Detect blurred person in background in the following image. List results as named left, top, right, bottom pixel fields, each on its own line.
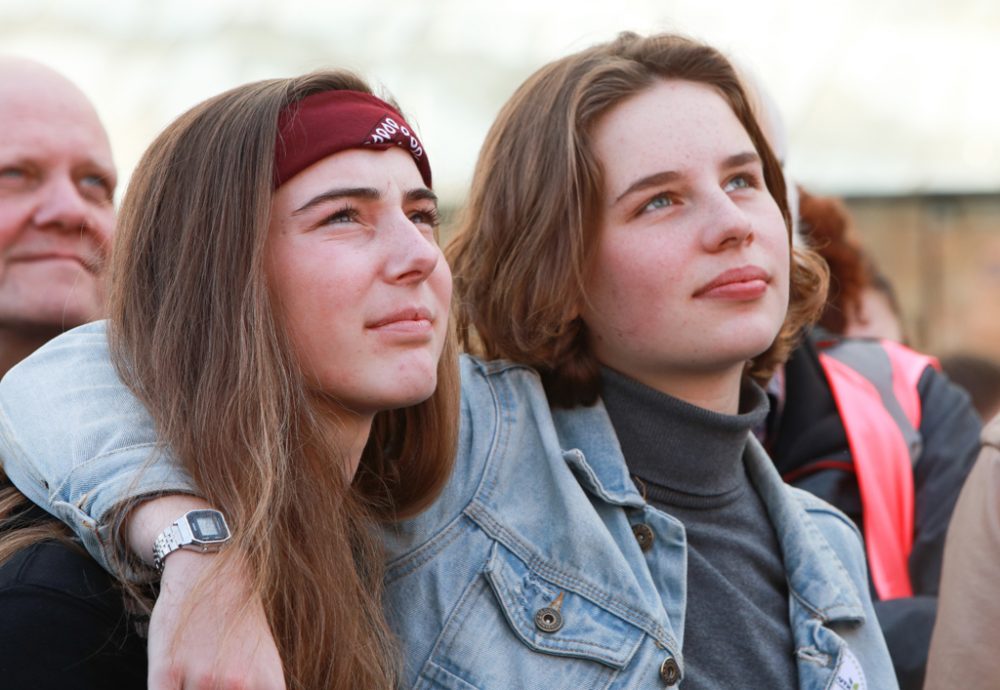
left=0, top=57, right=143, bottom=688
left=843, top=268, right=907, bottom=343
left=0, top=57, right=114, bottom=373
left=797, top=190, right=906, bottom=343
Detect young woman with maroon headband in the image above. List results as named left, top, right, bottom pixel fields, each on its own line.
left=1, top=72, right=458, bottom=689
left=1, top=33, right=898, bottom=689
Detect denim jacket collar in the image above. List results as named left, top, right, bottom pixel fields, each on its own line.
left=744, top=437, right=866, bottom=624
left=550, top=400, right=646, bottom=508
left=550, top=393, right=866, bottom=626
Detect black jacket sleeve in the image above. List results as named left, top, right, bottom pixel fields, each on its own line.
left=910, top=366, right=982, bottom=595
left=0, top=541, right=147, bottom=690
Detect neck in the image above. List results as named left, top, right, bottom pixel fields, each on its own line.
left=609, top=362, right=746, bottom=415
left=0, top=328, right=56, bottom=378
left=314, top=400, right=375, bottom=479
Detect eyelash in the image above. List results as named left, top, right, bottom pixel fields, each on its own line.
left=320, top=205, right=360, bottom=225
left=318, top=204, right=441, bottom=229
left=409, top=205, right=440, bottom=228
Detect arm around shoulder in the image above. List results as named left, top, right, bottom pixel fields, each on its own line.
left=0, top=321, right=198, bottom=574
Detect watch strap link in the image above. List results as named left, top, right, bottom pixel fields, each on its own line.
left=152, top=523, right=183, bottom=572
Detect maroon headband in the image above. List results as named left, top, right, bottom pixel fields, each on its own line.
left=274, top=90, right=432, bottom=188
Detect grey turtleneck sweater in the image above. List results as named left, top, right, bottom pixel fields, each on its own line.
left=600, top=368, right=799, bottom=690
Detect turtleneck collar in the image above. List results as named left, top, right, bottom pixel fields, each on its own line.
left=599, top=367, right=770, bottom=503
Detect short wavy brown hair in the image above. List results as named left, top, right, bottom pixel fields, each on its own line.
left=448, top=32, right=828, bottom=406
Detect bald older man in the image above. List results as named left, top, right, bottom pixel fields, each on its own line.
left=0, top=58, right=145, bottom=689
left=0, top=56, right=116, bottom=377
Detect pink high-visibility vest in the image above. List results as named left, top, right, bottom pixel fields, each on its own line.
left=816, top=339, right=938, bottom=601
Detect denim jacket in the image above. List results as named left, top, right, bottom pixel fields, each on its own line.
left=0, top=322, right=897, bottom=689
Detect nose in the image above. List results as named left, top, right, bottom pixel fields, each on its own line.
left=700, top=191, right=754, bottom=252
left=31, top=175, right=93, bottom=234
left=384, top=213, right=441, bottom=284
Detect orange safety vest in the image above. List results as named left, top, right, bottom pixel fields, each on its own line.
left=816, top=338, right=939, bottom=601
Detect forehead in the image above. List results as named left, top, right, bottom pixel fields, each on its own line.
left=273, top=147, right=427, bottom=207
left=0, top=76, right=113, bottom=169
left=593, top=80, right=753, bottom=186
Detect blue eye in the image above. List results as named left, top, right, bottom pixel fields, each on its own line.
left=724, top=174, right=755, bottom=192
left=0, top=167, right=31, bottom=192
left=79, top=174, right=114, bottom=203
left=0, top=167, right=27, bottom=182
left=642, top=194, right=673, bottom=213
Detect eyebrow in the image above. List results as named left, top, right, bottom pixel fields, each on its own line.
left=613, top=151, right=763, bottom=205
left=293, top=186, right=437, bottom=215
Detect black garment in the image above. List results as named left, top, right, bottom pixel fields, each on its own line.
left=0, top=500, right=147, bottom=689
left=768, top=333, right=982, bottom=690
left=601, top=369, right=798, bottom=690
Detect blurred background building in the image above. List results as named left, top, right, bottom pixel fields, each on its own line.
left=3, top=0, right=998, bottom=360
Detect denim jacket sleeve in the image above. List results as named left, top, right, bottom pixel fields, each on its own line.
left=0, top=321, right=197, bottom=576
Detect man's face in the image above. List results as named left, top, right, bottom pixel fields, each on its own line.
left=0, top=66, right=116, bottom=334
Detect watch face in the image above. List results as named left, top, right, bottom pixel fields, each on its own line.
left=187, top=510, right=229, bottom=542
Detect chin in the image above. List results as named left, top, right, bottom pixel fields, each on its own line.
left=5, top=300, right=102, bottom=332
left=380, top=365, right=440, bottom=411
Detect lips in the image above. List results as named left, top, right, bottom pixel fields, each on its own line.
left=365, top=306, right=434, bottom=329
left=693, top=265, right=770, bottom=298
left=8, top=252, right=100, bottom=272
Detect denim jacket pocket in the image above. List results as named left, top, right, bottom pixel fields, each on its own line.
left=415, top=542, right=645, bottom=690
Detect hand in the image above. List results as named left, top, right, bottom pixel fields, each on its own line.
left=125, top=496, right=285, bottom=689
left=147, top=549, right=286, bottom=690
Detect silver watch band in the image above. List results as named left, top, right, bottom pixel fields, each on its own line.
left=152, top=522, right=185, bottom=572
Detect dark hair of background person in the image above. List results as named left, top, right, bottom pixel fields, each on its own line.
left=940, top=354, right=1000, bottom=422
left=447, top=32, right=828, bottom=408
left=796, top=189, right=870, bottom=334
left=107, top=70, right=460, bottom=689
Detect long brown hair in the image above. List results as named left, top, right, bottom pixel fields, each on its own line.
left=449, top=32, right=827, bottom=406
left=109, top=71, right=459, bottom=689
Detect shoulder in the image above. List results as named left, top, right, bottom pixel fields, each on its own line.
left=0, top=541, right=147, bottom=689
left=459, top=353, right=545, bottom=399
left=0, top=539, right=122, bottom=613
left=385, top=356, right=549, bottom=556
left=1, top=320, right=113, bottom=394
left=458, top=354, right=550, bottom=450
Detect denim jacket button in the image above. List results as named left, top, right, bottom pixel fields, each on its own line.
left=533, top=606, right=564, bottom=633
left=632, top=523, right=655, bottom=552
left=659, top=656, right=680, bottom=686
